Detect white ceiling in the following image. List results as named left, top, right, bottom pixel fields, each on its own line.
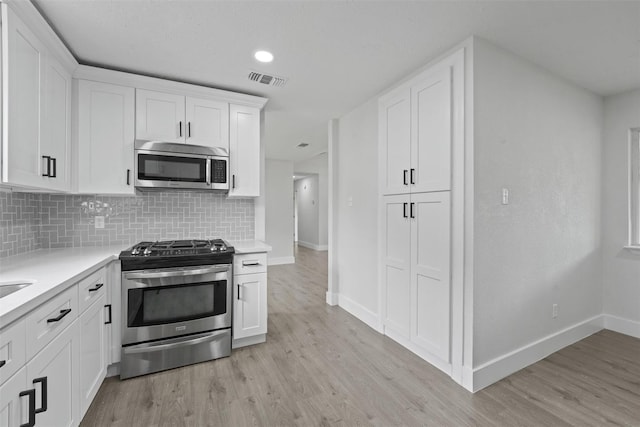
left=34, top=0, right=640, bottom=162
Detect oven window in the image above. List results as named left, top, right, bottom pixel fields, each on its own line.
left=138, top=154, right=207, bottom=183
left=128, top=281, right=227, bottom=327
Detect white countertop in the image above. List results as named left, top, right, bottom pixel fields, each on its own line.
left=0, top=246, right=123, bottom=327
left=0, top=240, right=271, bottom=328
left=230, top=240, right=272, bottom=254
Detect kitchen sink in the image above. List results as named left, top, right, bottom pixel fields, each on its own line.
left=0, top=281, right=33, bottom=298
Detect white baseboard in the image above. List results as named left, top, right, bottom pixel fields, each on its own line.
left=603, top=314, right=640, bottom=339
left=268, top=256, right=295, bottom=266
left=338, top=294, right=382, bottom=332
left=326, top=291, right=339, bottom=306
left=471, top=315, right=603, bottom=392
left=297, top=241, right=328, bottom=251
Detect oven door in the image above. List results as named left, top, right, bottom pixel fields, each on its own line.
left=121, top=265, right=231, bottom=346
left=135, top=149, right=211, bottom=190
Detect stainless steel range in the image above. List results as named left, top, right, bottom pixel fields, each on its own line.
left=119, top=239, right=234, bottom=379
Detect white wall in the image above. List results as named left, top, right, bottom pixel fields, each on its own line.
left=295, top=154, right=328, bottom=249
left=335, top=97, right=379, bottom=324
left=473, top=39, right=604, bottom=367
left=602, top=89, right=640, bottom=335
left=265, top=159, right=294, bottom=265
left=295, top=175, right=320, bottom=249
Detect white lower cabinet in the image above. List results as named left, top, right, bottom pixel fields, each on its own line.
left=233, top=273, right=267, bottom=340
left=232, top=253, right=268, bottom=346
left=0, top=367, right=27, bottom=427
left=78, top=294, right=107, bottom=418
left=26, top=321, right=79, bottom=427
left=381, top=191, right=451, bottom=366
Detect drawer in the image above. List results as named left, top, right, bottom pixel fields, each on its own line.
left=0, top=318, right=26, bottom=386
left=233, top=253, right=267, bottom=275
left=26, top=285, right=78, bottom=360
left=78, top=267, right=106, bottom=313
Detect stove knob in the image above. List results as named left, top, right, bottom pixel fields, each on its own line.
left=143, top=248, right=151, bottom=256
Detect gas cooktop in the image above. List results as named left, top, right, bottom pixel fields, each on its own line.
left=119, top=239, right=234, bottom=270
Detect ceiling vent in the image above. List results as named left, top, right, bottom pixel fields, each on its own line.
left=297, top=142, right=309, bottom=148
left=248, top=71, right=287, bottom=87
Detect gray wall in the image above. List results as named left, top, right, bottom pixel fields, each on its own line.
left=473, top=39, right=604, bottom=366
left=602, top=89, right=640, bottom=327
left=295, top=154, right=328, bottom=248
left=295, top=175, right=320, bottom=249
left=0, top=190, right=254, bottom=258
left=265, top=159, right=294, bottom=264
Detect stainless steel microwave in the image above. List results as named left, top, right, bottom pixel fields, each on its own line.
left=134, top=140, right=229, bottom=191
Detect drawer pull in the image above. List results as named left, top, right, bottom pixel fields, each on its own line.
left=46, top=309, right=72, bottom=323
left=242, top=260, right=260, bottom=266
left=105, top=304, right=112, bottom=325
left=19, top=388, right=36, bottom=427
left=33, top=377, right=49, bottom=414
left=88, top=283, right=104, bottom=292
left=33, top=377, right=47, bottom=414
left=0, top=360, right=5, bottom=368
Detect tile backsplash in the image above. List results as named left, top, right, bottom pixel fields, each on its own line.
left=0, top=190, right=254, bottom=259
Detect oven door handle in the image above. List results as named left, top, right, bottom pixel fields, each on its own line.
left=123, top=265, right=229, bottom=280
left=123, top=330, right=228, bottom=354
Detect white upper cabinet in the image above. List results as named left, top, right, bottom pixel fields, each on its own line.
left=135, top=89, right=186, bottom=143
left=185, top=97, right=229, bottom=149
left=76, top=80, right=135, bottom=195
left=1, top=3, right=74, bottom=192
left=379, top=62, right=453, bottom=195
left=136, top=89, right=229, bottom=149
left=411, top=66, right=452, bottom=193
left=379, top=88, right=411, bottom=196
left=228, top=104, right=260, bottom=197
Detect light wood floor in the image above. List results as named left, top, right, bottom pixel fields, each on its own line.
left=81, top=246, right=640, bottom=426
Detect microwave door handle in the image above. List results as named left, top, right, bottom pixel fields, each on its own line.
left=124, top=265, right=229, bottom=280
left=206, top=158, right=211, bottom=186
left=123, top=330, right=228, bottom=354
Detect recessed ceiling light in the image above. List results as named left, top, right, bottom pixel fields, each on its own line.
left=254, top=51, right=274, bottom=63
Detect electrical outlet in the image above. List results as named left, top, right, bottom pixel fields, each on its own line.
left=552, top=304, right=558, bottom=318
left=95, top=216, right=105, bottom=229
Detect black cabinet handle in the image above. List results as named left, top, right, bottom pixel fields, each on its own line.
left=232, top=174, right=236, bottom=189
left=410, top=202, right=415, bottom=219
left=403, top=169, right=408, bottom=185
left=19, top=389, right=36, bottom=427
left=50, top=157, right=57, bottom=178
left=46, top=309, right=71, bottom=323
left=126, top=169, right=131, bottom=186
left=88, top=283, right=104, bottom=292
left=0, top=360, right=5, bottom=368
left=41, top=156, right=51, bottom=177
left=403, top=202, right=408, bottom=218
left=410, top=168, right=415, bottom=185
left=237, top=284, right=241, bottom=300
left=179, top=121, right=183, bottom=137
left=105, top=304, right=112, bottom=325
left=33, top=377, right=47, bottom=414
left=188, top=122, right=191, bottom=138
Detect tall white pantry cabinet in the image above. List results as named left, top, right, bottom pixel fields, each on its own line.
left=379, top=49, right=464, bottom=374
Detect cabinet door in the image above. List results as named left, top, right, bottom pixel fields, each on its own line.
left=228, top=104, right=260, bottom=197
left=410, top=191, right=451, bottom=362
left=185, top=97, right=229, bottom=149
left=0, top=367, right=28, bottom=427
left=1, top=4, right=46, bottom=188
left=381, top=194, right=411, bottom=339
left=78, top=295, right=107, bottom=419
left=26, top=322, right=79, bottom=427
left=379, top=87, right=411, bottom=196
left=233, top=273, right=267, bottom=340
left=77, top=80, right=135, bottom=194
left=40, top=55, right=72, bottom=191
left=135, top=89, right=185, bottom=143
left=411, top=66, right=452, bottom=193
